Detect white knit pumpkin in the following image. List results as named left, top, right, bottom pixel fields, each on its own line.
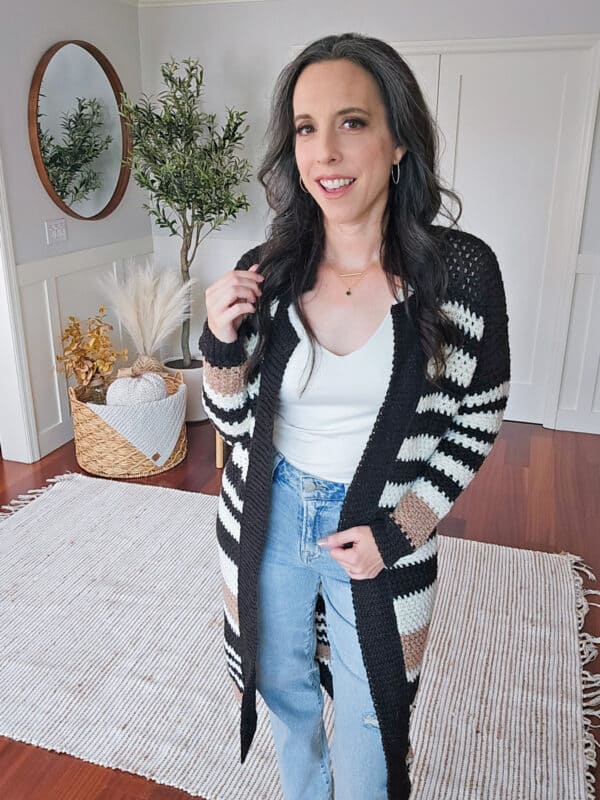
left=106, top=373, right=168, bottom=406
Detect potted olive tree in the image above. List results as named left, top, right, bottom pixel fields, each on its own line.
left=119, top=57, right=252, bottom=420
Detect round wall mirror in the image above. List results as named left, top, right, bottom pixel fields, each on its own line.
left=28, top=40, right=131, bottom=220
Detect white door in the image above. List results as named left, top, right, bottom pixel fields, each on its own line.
left=0, top=144, right=39, bottom=463
left=436, top=43, right=597, bottom=426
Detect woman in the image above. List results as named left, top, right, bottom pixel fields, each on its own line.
left=198, top=32, right=511, bottom=800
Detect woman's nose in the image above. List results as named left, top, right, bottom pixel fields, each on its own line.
left=315, top=129, right=340, bottom=163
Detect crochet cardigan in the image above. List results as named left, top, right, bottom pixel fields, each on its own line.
left=198, top=227, right=511, bottom=799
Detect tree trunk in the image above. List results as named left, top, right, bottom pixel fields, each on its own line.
left=180, top=235, right=192, bottom=369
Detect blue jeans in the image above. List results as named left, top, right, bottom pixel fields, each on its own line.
left=256, top=449, right=388, bottom=800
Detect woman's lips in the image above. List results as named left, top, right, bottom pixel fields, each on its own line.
left=316, top=179, right=356, bottom=198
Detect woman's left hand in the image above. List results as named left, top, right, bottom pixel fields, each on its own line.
left=317, top=525, right=385, bottom=580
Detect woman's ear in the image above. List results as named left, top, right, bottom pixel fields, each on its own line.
left=394, top=143, right=408, bottom=164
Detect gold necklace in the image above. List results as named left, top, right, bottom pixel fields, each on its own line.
left=327, top=261, right=376, bottom=296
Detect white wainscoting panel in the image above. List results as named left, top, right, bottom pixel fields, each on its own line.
left=17, top=237, right=153, bottom=458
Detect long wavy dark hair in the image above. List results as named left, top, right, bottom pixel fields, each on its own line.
left=242, top=32, right=464, bottom=394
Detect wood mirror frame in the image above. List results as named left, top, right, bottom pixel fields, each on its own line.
left=28, top=40, right=131, bottom=221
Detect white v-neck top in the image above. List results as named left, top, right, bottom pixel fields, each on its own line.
left=273, top=295, right=407, bottom=484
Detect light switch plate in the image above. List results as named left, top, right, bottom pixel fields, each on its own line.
left=45, top=218, right=67, bottom=245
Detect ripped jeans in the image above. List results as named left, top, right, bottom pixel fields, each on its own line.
left=256, top=448, right=388, bottom=800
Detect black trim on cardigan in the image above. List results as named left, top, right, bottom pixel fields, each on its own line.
left=236, top=289, right=428, bottom=799
left=238, top=295, right=302, bottom=762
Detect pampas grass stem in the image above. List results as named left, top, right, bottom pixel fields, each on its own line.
left=96, top=258, right=197, bottom=358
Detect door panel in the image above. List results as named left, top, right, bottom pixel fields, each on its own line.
left=435, top=46, right=593, bottom=424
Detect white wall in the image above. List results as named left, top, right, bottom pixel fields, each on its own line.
left=138, top=1, right=600, bottom=393
left=0, top=0, right=150, bottom=265
left=2, top=0, right=600, bottom=461
left=0, top=0, right=151, bottom=461
left=138, top=0, right=600, bottom=256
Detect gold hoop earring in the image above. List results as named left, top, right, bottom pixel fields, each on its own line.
left=299, top=175, right=309, bottom=193
left=391, top=162, right=400, bottom=185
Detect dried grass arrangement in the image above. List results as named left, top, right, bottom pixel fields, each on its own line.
left=96, top=258, right=196, bottom=379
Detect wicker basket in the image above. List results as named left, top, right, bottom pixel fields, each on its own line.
left=67, top=371, right=187, bottom=479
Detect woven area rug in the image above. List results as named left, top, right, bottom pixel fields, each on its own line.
left=1, top=472, right=599, bottom=800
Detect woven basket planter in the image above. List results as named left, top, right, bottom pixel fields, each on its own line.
left=68, top=371, right=187, bottom=479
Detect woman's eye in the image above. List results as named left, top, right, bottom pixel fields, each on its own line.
left=343, top=118, right=365, bottom=130
left=295, top=118, right=365, bottom=136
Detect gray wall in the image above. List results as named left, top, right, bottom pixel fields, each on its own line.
left=0, top=0, right=150, bottom=266
left=138, top=0, right=600, bottom=255
left=2, top=0, right=599, bottom=263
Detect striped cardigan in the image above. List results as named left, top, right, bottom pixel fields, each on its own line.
left=198, top=226, right=511, bottom=799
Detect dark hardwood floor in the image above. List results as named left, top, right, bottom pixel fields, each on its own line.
left=0, top=419, right=598, bottom=799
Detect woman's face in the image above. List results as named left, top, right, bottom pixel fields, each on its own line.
left=292, top=58, right=406, bottom=227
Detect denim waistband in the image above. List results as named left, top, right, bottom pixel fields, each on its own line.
left=272, top=447, right=350, bottom=500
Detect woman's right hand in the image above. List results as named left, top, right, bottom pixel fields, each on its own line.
left=205, top=263, right=265, bottom=343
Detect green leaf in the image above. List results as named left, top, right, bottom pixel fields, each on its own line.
left=119, top=57, right=253, bottom=359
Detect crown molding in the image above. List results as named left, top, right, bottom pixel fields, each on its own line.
left=290, top=33, right=600, bottom=61
left=137, top=0, right=268, bottom=7
left=388, top=32, right=600, bottom=54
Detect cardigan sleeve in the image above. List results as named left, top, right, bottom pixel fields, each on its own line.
left=198, top=245, right=262, bottom=448
left=369, top=244, right=511, bottom=568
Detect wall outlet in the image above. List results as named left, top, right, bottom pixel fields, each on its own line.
left=45, top=218, right=67, bottom=245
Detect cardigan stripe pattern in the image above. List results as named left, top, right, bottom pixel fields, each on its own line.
left=198, top=227, right=511, bottom=799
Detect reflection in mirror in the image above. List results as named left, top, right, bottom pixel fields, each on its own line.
left=28, top=41, right=130, bottom=220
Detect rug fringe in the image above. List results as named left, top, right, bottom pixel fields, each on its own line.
left=560, top=551, right=600, bottom=800
left=0, top=471, right=81, bottom=520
